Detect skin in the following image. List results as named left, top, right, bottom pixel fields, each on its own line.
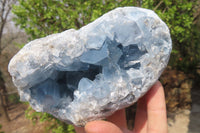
left=74, top=81, right=168, bottom=133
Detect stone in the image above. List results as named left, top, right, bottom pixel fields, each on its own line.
left=8, top=7, right=172, bottom=126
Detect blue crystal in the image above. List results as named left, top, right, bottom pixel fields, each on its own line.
left=80, top=41, right=108, bottom=64
left=8, top=7, right=172, bottom=126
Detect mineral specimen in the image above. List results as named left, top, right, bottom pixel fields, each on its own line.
left=8, top=7, right=172, bottom=126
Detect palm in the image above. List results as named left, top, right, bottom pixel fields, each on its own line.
left=74, top=81, right=168, bottom=133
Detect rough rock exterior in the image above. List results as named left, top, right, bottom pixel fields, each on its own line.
left=8, top=7, right=172, bottom=126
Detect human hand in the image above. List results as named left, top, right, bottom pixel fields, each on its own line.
left=74, top=81, right=168, bottom=133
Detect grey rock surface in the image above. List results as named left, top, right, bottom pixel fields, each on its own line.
left=8, top=7, right=172, bottom=126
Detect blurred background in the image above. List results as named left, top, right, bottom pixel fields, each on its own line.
left=0, top=0, right=199, bottom=133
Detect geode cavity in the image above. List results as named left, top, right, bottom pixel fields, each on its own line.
left=8, top=7, right=172, bottom=126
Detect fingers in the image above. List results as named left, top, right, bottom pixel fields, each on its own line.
left=85, top=120, right=123, bottom=133
left=107, top=109, right=127, bottom=130
left=146, top=81, right=168, bottom=133
left=133, top=95, right=147, bottom=133
left=133, top=81, right=167, bottom=133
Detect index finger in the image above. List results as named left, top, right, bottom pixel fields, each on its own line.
left=146, top=81, right=168, bottom=133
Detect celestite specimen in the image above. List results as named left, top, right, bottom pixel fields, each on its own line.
left=8, top=7, right=172, bottom=126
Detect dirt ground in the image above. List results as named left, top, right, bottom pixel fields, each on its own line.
left=168, top=109, right=198, bottom=133
left=0, top=104, right=46, bottom=133
left=168, top=87, right=200, bottom=133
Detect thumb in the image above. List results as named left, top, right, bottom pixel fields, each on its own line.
left=85, top=120, right=123, bottom=133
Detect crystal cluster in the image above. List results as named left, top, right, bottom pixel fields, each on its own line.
left=8, top=7, right=172, bottom=126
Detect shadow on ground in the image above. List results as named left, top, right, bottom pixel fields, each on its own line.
left=188, top=75, right=200, bottom=133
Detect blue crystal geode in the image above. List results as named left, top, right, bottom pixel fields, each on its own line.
left=8, top=7, right=172, bottom=126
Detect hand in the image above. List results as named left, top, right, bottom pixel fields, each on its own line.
left=74, top=81, right=168, bottom=133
